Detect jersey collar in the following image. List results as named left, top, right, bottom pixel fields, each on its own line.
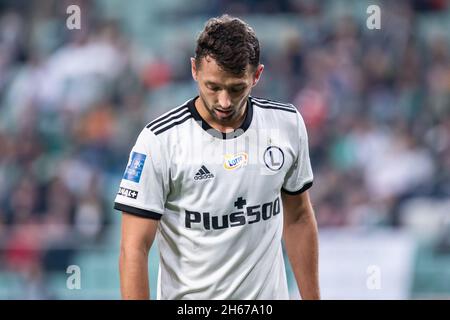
left=187, top=96, right=253, bottom=140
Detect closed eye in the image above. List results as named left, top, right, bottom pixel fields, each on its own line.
left=230, top=86, right=245, bottom=93
left=206, top=84, right=221, bottom=91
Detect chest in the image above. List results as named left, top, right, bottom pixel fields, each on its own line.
left=167, top=128, right=296, bottom=198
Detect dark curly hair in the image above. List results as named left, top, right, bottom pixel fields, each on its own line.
left=195, top=15, right=260, bottom=76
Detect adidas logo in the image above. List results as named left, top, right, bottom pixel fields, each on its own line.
left=194, top=165, right=215, bottom=180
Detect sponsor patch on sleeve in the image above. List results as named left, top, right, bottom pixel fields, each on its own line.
left=123, top=152, right=146, bottom=183
left=117, top=187, right=139, bottom=199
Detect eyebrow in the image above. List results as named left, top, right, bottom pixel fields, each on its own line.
left=205, top=81, right=247, bottom=88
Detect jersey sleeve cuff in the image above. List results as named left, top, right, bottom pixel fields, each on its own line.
left=281, top=180, right=313, bottom=195
left=114, top=202, right=163, bottom=220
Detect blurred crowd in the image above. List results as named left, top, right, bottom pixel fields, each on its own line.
left=0, top=0, right=449, bottom=296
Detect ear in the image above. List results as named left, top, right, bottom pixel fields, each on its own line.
left=191, top=57, right=198, bottom=81
left=252, top=64, right=264, bottom=87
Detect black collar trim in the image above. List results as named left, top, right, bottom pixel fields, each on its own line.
left=187, top=96, right=253, bottom=140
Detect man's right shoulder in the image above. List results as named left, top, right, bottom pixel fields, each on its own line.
left=144, top=99, right=194, bottom=137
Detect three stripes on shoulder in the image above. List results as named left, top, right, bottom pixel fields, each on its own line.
left=146, top=103, right=192, bottom=135
left=250, top=97, right=297, bottom=114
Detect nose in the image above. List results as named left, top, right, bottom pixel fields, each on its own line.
left=218, top=91, right=232, bottom=110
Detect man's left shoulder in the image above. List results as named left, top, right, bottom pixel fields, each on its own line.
left=250, top=96, right=298, bottom=115
left=250, top=96, right=300, bottom=127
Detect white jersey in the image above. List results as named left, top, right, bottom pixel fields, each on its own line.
left=114, top=96, right=313, bottom=300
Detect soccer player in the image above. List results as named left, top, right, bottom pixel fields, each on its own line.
left=115, top=14, right=320, bottom=300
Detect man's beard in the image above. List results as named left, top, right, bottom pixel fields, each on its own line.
left=200, top=95, right=246, bottom=125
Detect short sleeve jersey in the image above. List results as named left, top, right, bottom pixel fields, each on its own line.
left=114, top=96, right=313, bottom=299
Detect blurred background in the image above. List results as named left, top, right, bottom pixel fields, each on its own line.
left=0, top=0, right=449, bottom=299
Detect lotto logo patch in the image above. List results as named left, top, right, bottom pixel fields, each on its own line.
left=223, top=152, right=248, bottom=170
left=123, top=152, right=146, bottom=183
left=117, top=187, right=138, bottom=199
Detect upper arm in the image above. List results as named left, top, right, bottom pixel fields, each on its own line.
left=121, top=212, right=159, bottom=253
left=281, top=190, right=314, bottom=225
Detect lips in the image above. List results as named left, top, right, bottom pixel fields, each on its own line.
left=215, top=108, right=233, bottom=117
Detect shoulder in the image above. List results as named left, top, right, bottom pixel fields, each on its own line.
left=250, top=96, right=302, bottom=128
left=250, top=96, right=309, bottom=140
left=250, top=96, right=298, bottom=114
left=144, top=99, right=194, bottom=137
left=132, top=98, right=194, bottom=153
